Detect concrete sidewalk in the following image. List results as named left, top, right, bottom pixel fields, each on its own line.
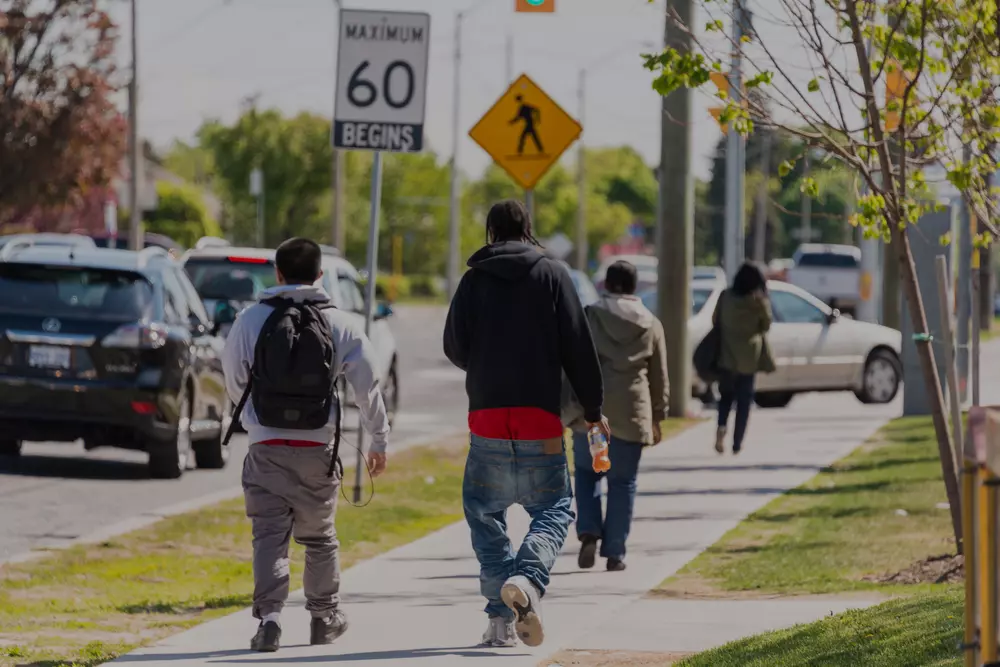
left=112, top=393, right=897, bottom=666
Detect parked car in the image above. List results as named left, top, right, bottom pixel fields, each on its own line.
left=91, top=232, right=184, bottom=258
left=692, top=265, right=726, bottom=283
left=640, top=280, right=902, bottom=407
left=767, top=258, right=795, bottom=281
left=0, top=244, right=231, bottom=478
left=555, top=260, right=599, bottom=306
left=180, top=245, right=399, bottom=425
left=0, top=233, right=96, bottom=253
left=786, top=244, right=862, bottom=314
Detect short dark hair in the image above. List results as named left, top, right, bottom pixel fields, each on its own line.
left=275, top=237, right=322, bottom=284
left=486, top=199, right=540, bottom=246
left=732, top=261, right=767, bottom=296
left=605, top=260, right=638, bottom=295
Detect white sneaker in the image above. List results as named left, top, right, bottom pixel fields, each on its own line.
left=501, top=575, right=544, bottom=647
left=480, top=615, right=518, bottom=648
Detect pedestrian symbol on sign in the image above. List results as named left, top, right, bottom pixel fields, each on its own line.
left=469, top=74, right=581, bottom=191
left=511, top=95, right=544, bottom=156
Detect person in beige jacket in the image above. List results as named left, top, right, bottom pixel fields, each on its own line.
left=565, top=260, right=668, bottom=572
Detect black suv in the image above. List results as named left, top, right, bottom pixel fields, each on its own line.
left=0, top=243, right=233, bottom=478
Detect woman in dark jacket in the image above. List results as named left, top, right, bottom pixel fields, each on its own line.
left=712, top=262, right=775, bottom=455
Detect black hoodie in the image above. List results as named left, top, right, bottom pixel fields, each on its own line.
left=443, top=242, right=604, bottom=433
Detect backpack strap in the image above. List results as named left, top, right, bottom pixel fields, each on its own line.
left=222, top=376, right=252, bottom=448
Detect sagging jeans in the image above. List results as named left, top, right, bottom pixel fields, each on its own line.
left=463, top=434, right=575, bottom=620
left=571, top=432, right=644, bottom=560
left=717, top=372, right=756, bottom=450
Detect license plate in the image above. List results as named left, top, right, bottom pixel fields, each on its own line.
left=28, top=345, right=71, bottom=369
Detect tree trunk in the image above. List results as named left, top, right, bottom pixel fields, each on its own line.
left=894, top=225, right=964, bottom=553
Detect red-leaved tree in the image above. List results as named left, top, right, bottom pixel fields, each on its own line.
left=0, top=0, right=125, bottom=225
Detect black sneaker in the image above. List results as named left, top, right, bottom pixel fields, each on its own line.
left=578, top=536, right=598, bottom=569
left=250, top=621, right=281, bottom=652
left=607, top=558, right=627, bottom=572
left=310, top=609, right=349, bottom=645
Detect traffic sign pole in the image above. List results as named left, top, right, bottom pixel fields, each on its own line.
left=332, top=9, right=430, bottom=498
left=354, top=150, right=384, bottom=504
left=526, top=189, right=535, bottom=223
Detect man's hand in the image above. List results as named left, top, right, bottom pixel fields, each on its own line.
left=586, top=416, right=611, bottom=441
left=367, top=451, right=387, bottom=478
left=652, top=422, right=662, bottom=445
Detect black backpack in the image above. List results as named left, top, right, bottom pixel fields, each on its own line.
left=223, top=297, right=342, bottom=476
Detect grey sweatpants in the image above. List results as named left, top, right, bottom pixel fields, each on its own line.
left=242, top=443, right=341, bottom=620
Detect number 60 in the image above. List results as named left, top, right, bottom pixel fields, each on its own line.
left=347, top=60, right=415, bottom=110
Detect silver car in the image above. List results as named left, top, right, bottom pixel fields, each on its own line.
left=641, top=280, right=902, bottom=408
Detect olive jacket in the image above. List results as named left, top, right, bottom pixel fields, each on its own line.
left=712, top=289, right=776, bottom=376
left=564, top=294, right=668, bottom=446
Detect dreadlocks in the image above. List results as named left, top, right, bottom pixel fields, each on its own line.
left=486, top=199, right=542, bottom=247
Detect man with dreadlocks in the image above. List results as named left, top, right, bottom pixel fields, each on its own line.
left=444, top=199, right=608, bottom=649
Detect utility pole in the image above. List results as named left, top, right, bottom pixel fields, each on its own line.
left=127, top=0, right=141, bottom=252
left=575, top=69, right=587, bottom=271
left=752, top=129, right=770, bottom=263
left=506, top=32, right=514, bottom=85
left=446, top=12, right=464, bottom=300
left=800, top=149, right=812, bottom=244
left=658, top=0, right=693, bottom=418
left=722, top=0, right=746, bottom=278
left=330, top=0, right=345, bottom=251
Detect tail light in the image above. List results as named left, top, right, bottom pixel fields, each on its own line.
left=101, top=322, right=168, bottom=349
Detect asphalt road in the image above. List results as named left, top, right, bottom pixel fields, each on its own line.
left=0, top=305, right=468, bottom=563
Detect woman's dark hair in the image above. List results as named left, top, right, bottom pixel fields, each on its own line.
left=486, top=199, right=541, bottom=246
left=275, top=237, right=322, bottom=284
left=605, top=260, right=638, bottom=295
left=731, top=261, right=767, bottom=297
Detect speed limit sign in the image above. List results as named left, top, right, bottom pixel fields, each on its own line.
left=334, top=9, right=431, bottom=153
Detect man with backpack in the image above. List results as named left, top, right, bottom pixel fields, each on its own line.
left=222, top=237, right=390, bottom=653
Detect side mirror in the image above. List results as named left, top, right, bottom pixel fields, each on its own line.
left=374, top=301, right=394, bottom=321
left=827, top=309, right=841, bottom=324
left=212, top=301, right=238, bottom=334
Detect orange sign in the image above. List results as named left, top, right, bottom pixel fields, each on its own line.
left=469, top=74, right=582, bottom=190
left=516, top=0, right=555, bottom=12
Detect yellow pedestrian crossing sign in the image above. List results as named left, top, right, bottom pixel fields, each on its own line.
left=469, top=74, right=582, bottom=190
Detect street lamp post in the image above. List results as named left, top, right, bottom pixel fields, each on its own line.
left=128, top=0, right=141, bottom=251
left=575, top=40, right=656, bottom=272
left=447, top=1, right=490, bottom=300
left=331, top=0, right=346, bottom=252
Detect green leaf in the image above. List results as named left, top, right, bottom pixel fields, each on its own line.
left=807, top=78, right=820, bottom=93
left=778, top=160, right=796, bottom=178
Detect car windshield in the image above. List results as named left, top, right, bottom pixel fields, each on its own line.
left=795, top=252, right=859, bottom=268
left=0, top=264, right=152, bottom=319
left=641, top=286, right=715, bottom=316
left=184, top=257, right=278, bottom=302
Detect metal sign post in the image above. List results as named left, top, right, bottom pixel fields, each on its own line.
left=354, top=151, right=384, bottom=502
left=333, top=9, right=430, bottom=501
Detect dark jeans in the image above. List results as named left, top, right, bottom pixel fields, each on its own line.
left=571, top=432, right=644, bottom=560
left=463, top=434, right=575, bottom=620
left=717, top=372, right=756, bottom=450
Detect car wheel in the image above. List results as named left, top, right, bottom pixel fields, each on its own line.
left=193, top=401, right=231, bottom=470
left=383, top=363, right=399, bottom=428
left=754, top=392, right=794, bottom=409
left=149, top=390, right=193, bottom=479
left=0, top=439, right=22, bottom=457
left=857, top=349, right=901, bottom=404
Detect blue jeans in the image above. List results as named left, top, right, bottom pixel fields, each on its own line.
left=463, top=434, right=575, bottom=620
left=717, top=372, right=756, bottom=450
left=572, top=432, right=643, bottom=560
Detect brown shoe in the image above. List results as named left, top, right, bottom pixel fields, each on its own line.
left=715, top=427, right=726, bottom=454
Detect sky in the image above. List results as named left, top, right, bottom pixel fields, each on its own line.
left=109, top=0, right=731, bottom=182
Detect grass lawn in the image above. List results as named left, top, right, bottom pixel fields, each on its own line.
left=0, top=438, right=469, bottom=667
left=657, top=416, right=957, bottom=598
left=678, top=590, right=963, bottom=667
